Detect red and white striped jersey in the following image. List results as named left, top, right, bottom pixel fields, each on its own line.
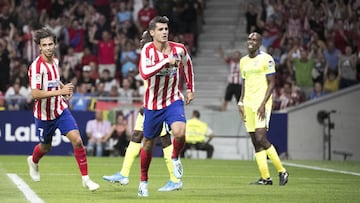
left=28, top=56, right=68, bottom=120
left=225, top=58, right=242, bottom=85
left=139, top=41, right=194, bottom=110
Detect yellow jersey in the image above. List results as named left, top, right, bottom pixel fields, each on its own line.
left=185, top=118, right=208, bottom=144
left=240, top=51, right=275, bottom=111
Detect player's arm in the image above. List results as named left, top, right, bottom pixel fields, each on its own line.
left=31, top=83, right=74, bottom=100
left=257, top=65, right=276, bottom=120
left=238, top=59, right=245, bottom=119
left=139, top=44, right=172, bottom=80
left=181, top=47, right=195, bottom=104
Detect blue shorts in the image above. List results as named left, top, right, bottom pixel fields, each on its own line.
left=34, top=109, right=79, bottom=144
left=143, top=100, right=186, bottom=139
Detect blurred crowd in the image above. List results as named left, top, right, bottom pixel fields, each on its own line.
left=245, top=0, right=360, bottom=110
left=0, top=0, right=205, bottom=111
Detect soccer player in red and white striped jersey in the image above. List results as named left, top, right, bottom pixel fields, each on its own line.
left=27, top=28, right=99, bottom=191
left=137, top=16, right=194, bottom=197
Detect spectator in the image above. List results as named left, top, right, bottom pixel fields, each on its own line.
left=81, top=46, right=98, bottom=67
left=102, top=111, right=130, bottom=156
left=5, top=77, right=32, bottom=108
left=93, top=82, right=110, bottom=99
left=69, top=83, right=92, bottom=111
left=287, top=48, right=315, bottom=100
left=96, top=69, right=118, bottom=93
left=115, top=1, right=133, bottom=29
left=119, top=39, right=138, bottom=79
left=309, top=43, right=326, bottom=83
left=339, top=45, right=358, bottom=89
left=5, top=82, right=27, bottom=110
left=278, top=81, right=300, bottom=110
left=181, top=110, right=214, bottom=159
left=118, top=78, right=135, bottom=105
left=86, top=109, right=112, bottom=157
left=88, top=28, right=117, bottom=77
left=323, top=65, right=341, bottom=94
left=310, top=81, right=326, bottom=100
left=0, top=38, right=14, bottom=93
left=323, top=39, right=341, bottom=71
left=137, top=0, right=157, bottom=33
left=245, top=2, right=261, bottom=34
left=67, top=18, right=86, bottom=57
left=63, top=46, right=82, bottom=76
left=78, top=65, right=96, bottom=94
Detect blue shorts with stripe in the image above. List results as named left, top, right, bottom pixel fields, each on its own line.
left=34, top=109, right=79, bottom=144
left=143, top=100, right=186, bottom=139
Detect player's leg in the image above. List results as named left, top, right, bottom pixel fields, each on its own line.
left=59, top=109, right=99, bottom=191
left=166, top=100, right=187, bottom=179
left=158, top=132, right=183, bottom=192
left=243, top=106, right=272, bottom=185
left=103, top=130, right=143, bottom=185
left=27, top=118, right=56, bottom=182
left=138, top=108, right=164, bottom=197
left=221, top=84, right=232, bottom=111
left=260, top=108, right=288, bottom=185
left=197, top=143, right=214, bottom=159
left=103, top=111, right=144, bottom=185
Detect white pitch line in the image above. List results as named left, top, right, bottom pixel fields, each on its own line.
left=7, top=173, right=45, bottom=203
left=282, top=162, right=360, bottom=176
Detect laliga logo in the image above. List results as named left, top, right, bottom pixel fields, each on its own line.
left=1, top=123, right=70, bottom=147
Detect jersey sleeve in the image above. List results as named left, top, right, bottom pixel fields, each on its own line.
left=180, top=45, right=195, bottom=93
left=28, top=61, right=42, bottom=90
left=239, top=57, right=246, bottom=80
left=139, top=43, right=170, bottom=80
left=264, top=54, right=276, bottom=75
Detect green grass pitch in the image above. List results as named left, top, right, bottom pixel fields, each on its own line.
left=1, top=156, right=359, bottom=203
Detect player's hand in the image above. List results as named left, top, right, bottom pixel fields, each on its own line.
left=62, top=83, right=74, bottom=95
left=169, top=56, right=180, bottom=67
left=257, top=104, right=266, bottom=121
left=185, top=91, right=194, bottom=105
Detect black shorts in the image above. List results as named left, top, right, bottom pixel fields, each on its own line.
left=224, top=83, right=241, bottom=102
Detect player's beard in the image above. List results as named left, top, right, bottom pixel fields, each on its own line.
left=42, top=49, right=55, bottom=61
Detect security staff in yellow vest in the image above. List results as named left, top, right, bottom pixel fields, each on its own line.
left=181, top=110, right=214, bottom=159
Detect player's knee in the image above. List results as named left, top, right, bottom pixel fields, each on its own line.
left=72, top=137, right=84, bottom=148
left=131, top=131, right=143, bottom=143
left=160, top=133, right=172, bottom=148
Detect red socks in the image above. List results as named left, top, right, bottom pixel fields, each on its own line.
left=74, top=147, right=88, bottom=176
left=140, top=148, right=152, bottom=181
left=32, top=144, right=45, bottom=163
left=172, top=137, right=185, bottom=159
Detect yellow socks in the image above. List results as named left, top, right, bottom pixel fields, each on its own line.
left=120, top=141, right=141, bottom=177
left=266, top=145, right=286, bottom=173
left=163, top=145, right=180, bottom=183
left=255, top=150, right=270, bottom=179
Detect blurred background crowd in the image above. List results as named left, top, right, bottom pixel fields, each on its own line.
left=246, top=0, right=360, bottom=110
left=0, top=0, right=205, bottom=111
left=0, top=0, right=359, bottom=112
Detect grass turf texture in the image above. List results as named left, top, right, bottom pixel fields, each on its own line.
left=1, top=156, right=359, bottom=203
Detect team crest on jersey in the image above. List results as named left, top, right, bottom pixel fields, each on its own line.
left=268, top=60, right=274, bottom=69
left=35, top=74, right=41, bottom=83
left=145, top=58, right=152, bottom=65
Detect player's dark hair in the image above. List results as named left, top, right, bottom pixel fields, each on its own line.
left=34, top=28, right=57, bottom=45
left=148, top=16, right=169, bottom=31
